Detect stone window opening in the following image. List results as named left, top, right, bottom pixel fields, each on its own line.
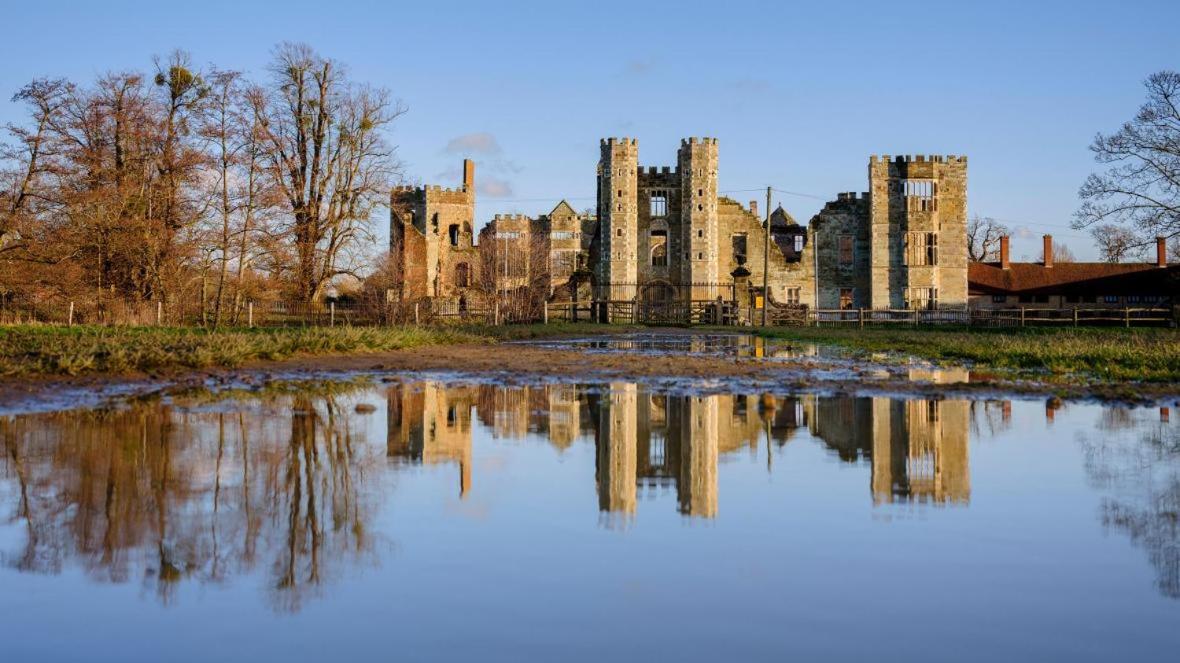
left=905, top=287, right=939, bottom=310
left=786, top=287, right=801, bottom=305
left=650, top=192, right=667, bottom=218
left=731, top=233, right=747, bottom=264
left=905, top=232, right=938, bottom=266
left=839, top=288, right=854, bottom=310
left=616, top=228, right=623, bottom=237
left=697, top=204, right=704, bottom=212
left=697, top=229, right=704, bottom=239
left=903, top=179, right=937, bottom=212
left=838, top=234, right=854, bottom=266
left=617, top=189, right=623, bottom=198
left=794, top=235, right=804, bottom=253
left=455, top=262, right=471, bottom=288
left=650, top=230, right=668, bottom=267
left=448, top=224, right=460, bottom=247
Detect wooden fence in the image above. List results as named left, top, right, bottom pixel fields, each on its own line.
left=1, top=296, right=1173, bottom=329
left=804, top=307, right=1173, bottom=328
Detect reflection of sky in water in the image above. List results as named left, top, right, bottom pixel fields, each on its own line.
left=0, top=381, right=1177, bottom=662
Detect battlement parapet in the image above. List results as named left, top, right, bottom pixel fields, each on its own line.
left=680, top=136, right=719, bottom=146
left=601, top=137, right=639, bottom=147
left=869, top=154, right=968, bottom=164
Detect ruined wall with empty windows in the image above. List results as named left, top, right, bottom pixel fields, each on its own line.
left=389, top=144, right=969, bottom=312
left=811, top=193, right=872, bottom=309
left=869, top=155, right=969, bottom=309
left=389, top=159, right=480, bottom=300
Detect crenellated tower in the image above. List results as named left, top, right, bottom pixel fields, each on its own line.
left=677, top=137, right=720, bottom=298
left=868, top=155, right=968, bottom=309
left=598, top=138, right=639, bottom=299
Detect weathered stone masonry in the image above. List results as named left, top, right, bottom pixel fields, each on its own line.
left=390, top=139, right=970, bottom=313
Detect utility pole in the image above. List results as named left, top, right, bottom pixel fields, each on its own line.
left=762, top=186, right=771, bottom=326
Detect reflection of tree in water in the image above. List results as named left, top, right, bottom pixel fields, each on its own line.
left=1080, top=408, right=1180, bottom=599
left=0, top=392, right=380, bottom=613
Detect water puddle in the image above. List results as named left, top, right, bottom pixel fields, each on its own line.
left=0, top=376, right=1176, bottom=660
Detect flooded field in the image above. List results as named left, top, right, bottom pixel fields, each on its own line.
left=1, top=374, right=1178, bottom=661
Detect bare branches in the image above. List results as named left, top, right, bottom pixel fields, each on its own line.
left=1075, top=71, right=1180, bottom=245
left=253, top=43, right=404, bottom=304
left=966, top=215, right=1008, bottom=262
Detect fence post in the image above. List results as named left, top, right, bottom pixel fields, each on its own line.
left=543, top=302, right=549, bottom=325
left=330, top=301, right=336, bottom=327
left=858, top=308, right=864, bottom=329
left=912, top=308, right=918, bottom=327
left=1020, top=307, right=1025, bottom=327
left=494, top=301, right=500, bottom=326
left=1124, top=307, right=1130, bottom=328
left=156, top=301, right=163, bottom=326
left=68, top=301, right=74, bottom=327
left=1073, top=308, right=1078, bottom=327
left=248, top=302, right=254, bottom=328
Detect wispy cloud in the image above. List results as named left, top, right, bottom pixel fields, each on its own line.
left=437, top=132, right=520, bottom=197
left=443, top=132, right=502, bottom=156
left=479, top=176, right=514, bottom=198
left=623, top=57, right=656, bottom=76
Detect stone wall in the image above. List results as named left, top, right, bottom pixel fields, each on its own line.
left=811, top=192, right=871, bottom=309
left=389, top=158, right=479, bottom=300
left=868, top=155, right=969, bottom=309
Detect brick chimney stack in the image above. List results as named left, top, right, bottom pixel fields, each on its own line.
left=1043, top=235, right=1054, bottom=268
left=750, top=200, right=759, bottom=218
left=462, top=159, right=475, bottom=194
left=1000, top=235, right=1010, bottom=270
left=1157, top=236, right=1167, bottom=267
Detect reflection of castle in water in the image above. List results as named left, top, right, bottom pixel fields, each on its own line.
left=812, top=397, right=971, bottom=505
left=383, top=382, right=972, bottom=517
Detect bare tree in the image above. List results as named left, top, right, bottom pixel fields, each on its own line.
left=252, top=43, right=404, bottom=305
left=966, top=215, right=1009, bottom=261
left=1090, top=223, right=1147, bottom=263
left=1037, top=241, right=1077, bottom=263
left=1075, top=71, right=1180, bottom=247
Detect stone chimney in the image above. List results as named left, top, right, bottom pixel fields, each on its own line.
left=1043, top=235, right=1054, bottom=268
left=1157, top=236, right=1167, bottom=267
left=462, top=159, right=475, bottom=193
left=1000, top=235, right=1010, bottom=270
left=750, top=200, right=759, bottom=218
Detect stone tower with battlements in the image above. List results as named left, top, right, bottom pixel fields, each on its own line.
left=677, top=138, right=720, bottom=298
left=868, top=155, right=968, bottom=309
left=389, top=159, right=479, bottom=300
left=597, top=138, right=639, bottom=300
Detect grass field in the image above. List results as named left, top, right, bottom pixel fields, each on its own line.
left=0, top=322, right=1175, bottom=383
left=0, top=322, right=634, bottom=376
left=748, top=326, right=1180, bottom=382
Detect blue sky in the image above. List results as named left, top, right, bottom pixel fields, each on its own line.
left=2, top=0, right=1176, bottom=259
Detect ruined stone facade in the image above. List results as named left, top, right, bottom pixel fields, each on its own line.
left=390, top=140, right=969, bottom=313
left=589, top=139, right=967, bottom=310
left=389, top=159, right=479, bottom=301
left=382, top=380, right=973, bottom=516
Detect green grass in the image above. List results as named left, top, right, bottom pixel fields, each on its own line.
left=745, top=325, right=1180, bottom=382
left=0, top=322, right=632, bottom=377
left=0, top=325, right=492, bottom=376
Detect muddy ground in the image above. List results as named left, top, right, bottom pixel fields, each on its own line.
left=1, top=331, right=1177, bottom=413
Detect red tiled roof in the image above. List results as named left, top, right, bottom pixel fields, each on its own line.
left=968, top=261, right=1179, bottom=295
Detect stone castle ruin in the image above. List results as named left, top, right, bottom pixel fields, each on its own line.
left=388, top=137, right=968, bottom=319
